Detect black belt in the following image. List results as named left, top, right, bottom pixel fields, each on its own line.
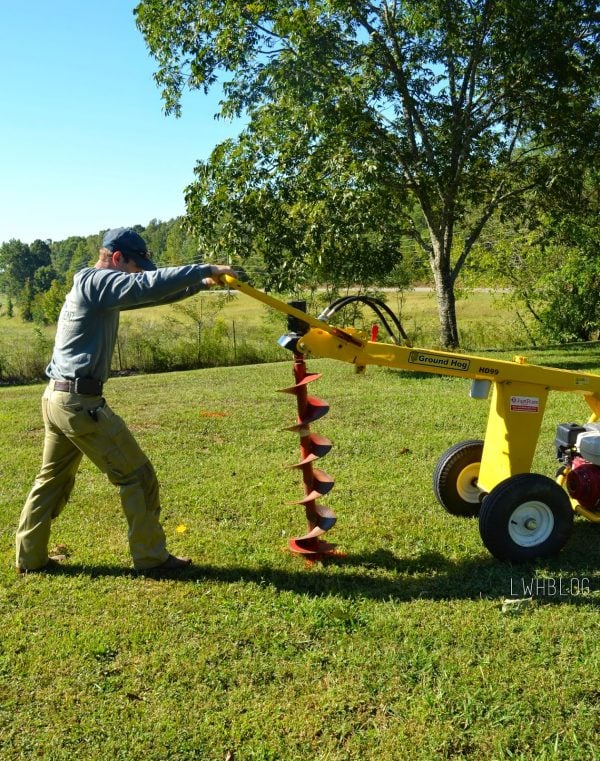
left=51, top=378, right=103, bottom=395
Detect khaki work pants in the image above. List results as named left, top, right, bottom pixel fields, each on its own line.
left=15, top=386, right=169, bottom=571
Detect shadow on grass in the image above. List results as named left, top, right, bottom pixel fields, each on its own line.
left=44, top=522, right=600, bottom=606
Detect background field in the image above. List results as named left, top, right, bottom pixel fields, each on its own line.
left=1, top=336, right=600, bottom=759
left=0, top=288, right=534, bottom=384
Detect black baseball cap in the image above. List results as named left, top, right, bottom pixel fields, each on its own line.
left=102, top=227, right=157, bottom=271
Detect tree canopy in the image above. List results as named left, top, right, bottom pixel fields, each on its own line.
left=0, top=238, right=52, bottom=299
left=135, top=0, right=599, bottom=347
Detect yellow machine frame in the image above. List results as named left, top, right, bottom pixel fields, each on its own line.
left=221, top=275, right=600, bottom=529
left=299, top=328, right=600, bottom=516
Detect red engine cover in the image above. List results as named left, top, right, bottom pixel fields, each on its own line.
left=566, top=457, right=600, bottom=509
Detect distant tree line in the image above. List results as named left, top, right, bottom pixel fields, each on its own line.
left=0, top=218, right=208, bottom=324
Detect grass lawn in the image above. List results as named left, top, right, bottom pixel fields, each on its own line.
left=2, top=347, right=600, bottom=759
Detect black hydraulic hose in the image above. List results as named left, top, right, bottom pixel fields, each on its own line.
left=318, top=295, right=411, bottom=346
left=320, top=297, right=399, bottom=342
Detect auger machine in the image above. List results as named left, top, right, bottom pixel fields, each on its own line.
left=218, top=273, right=600, bottom=563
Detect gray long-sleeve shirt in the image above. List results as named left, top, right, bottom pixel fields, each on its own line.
left=46, top=264, right=214, bottom=383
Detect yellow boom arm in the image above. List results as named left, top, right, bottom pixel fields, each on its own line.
left=221, top=275, right=600, bottom=494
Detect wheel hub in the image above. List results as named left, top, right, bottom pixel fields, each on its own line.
left=508, top=500, right=555, bottom=547
left=457, top=463, right=482, bottom=503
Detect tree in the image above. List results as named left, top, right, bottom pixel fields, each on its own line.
left=0, top=240, right=31, bottom=299
left=467, top=168, right=600, bottom=343
left=142, top=218, right=172, bottom=265
left=20, top=279, right=34, bottom=322
left=536, top=169, right=600, bottom=341
left=0, top=238, right=52, bottom=302
left=33, top=264, right=56, bottom=296
left=50, top=236, right=86, bottom=281
left=67, top=238, right=97, bottom=276
left=164, top=218, right=202, bottom=265
left=31, top=279, right=69, bottom=325
left=188, top=144, right=416, bottom=291
left=136, top=0, right=599, bottom=347
left=29, top=239, right=52, bottom=269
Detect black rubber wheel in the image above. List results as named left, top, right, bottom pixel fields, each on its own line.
left=433, top=439, right=485, bottom=517
left=479, top=473, right=574, bottom=562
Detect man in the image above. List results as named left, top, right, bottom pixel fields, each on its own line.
left=16, top=227, right=236, bottom=573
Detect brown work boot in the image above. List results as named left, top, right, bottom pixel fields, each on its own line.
left=158, top=554, right=192, bottom=570
left=147, top=554, right=193, bottom=572
left=16, top=555, right=66, bottom=575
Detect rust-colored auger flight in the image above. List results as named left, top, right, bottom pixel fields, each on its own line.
left=277, top=303, right=338, bottom=558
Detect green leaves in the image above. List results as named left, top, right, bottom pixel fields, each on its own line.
left=0, top=238, right=53, bottom=300
left=135, top=0, right=599, bottom=345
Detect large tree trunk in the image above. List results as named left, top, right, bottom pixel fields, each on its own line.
left=430, top=238, right=460, bottom=349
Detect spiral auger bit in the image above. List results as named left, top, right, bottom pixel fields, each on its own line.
left=278, top=302, right=339, bottom=560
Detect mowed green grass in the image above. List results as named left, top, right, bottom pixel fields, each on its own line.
left=2, top=345, right=600, bottom=760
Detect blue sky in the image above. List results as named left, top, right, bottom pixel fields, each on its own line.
left=0, top=1, right=241, bottom=245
